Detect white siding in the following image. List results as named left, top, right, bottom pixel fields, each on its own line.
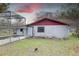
left=16, top=25, right=69, bottom=38
left=33, top=25, right=69, bottom=38
left=16, top=27, right=27, bottom=36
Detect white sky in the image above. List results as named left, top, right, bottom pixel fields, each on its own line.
left=8, top=3, right=63, bottom=24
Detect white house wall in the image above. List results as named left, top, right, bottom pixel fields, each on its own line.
left=16, top=27, right=27, bottom=36
left=33, top=25, right=69, bottom=38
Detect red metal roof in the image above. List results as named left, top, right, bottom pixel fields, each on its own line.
left=27, top=18, right=68, bottom=26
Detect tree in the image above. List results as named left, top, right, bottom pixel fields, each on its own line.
left=0, top=3, right=10, bottom=26
left=0, top=3, right=9, bottom=13
left=60, top=3, right=79, bottom=37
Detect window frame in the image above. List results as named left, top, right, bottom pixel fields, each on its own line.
left=37, top=27, right=45, bottom=33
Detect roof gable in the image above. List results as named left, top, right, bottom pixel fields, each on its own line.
left=27, top=18, right=68, bottom=26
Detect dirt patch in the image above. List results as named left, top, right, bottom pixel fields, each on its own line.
left=68, top=45, right=79, bottom=53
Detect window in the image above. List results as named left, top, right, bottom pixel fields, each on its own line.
left=37, top=27, right=44, bottom=32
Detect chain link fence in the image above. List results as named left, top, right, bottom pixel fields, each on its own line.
left=0, top=11, right=26, bottom=44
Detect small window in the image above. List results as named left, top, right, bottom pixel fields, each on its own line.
left=20, top=28, right=23, bottom=32
left=37, top=27, right=44, bottom=32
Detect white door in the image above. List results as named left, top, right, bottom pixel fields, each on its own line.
left=27, top=27, right=33, bottom=37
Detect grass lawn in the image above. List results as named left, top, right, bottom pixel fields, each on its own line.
left=0, top=36, right=79, bottom=56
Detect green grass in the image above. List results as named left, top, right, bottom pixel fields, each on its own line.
left=0, top=36, right=79, bottom=56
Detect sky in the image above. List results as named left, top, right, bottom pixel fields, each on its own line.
left=8, top=3, right=63, bottom=24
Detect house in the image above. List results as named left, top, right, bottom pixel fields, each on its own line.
left=15, top=18, right=69, bottom=38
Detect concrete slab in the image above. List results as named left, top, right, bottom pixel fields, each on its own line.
left=0, top=36, right=26, bottom=45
